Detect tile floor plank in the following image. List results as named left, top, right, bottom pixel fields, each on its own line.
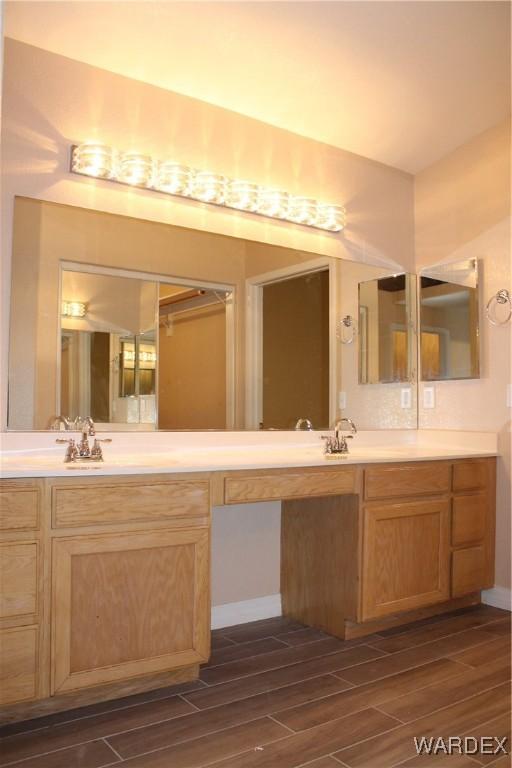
left=339, top=629, right=504, bottom=686
left=0, top=696, right=193, bottom=766
left=460, top=713, right=511, bottom=765
left=274, top=658, right=466, bottom=732
left=370, top=608, right=509, bottom=654
left=449, top=636, right=511, bottom=668
left=218, top=618, right=304, bottom=644
left=0, top=680, right=205, bottom=740
left=200, top=637, right=364, bottom=685
left=0, top=740, right=119, bottom=768
left=205, top=708, right=400, bottom=768
left=277, top=629, right=331, bottom=647
left=336, top=684, right=510, bottom=768
left=109, top=674, right=351, bottom=759
left=185, top=645, right=383, bottom=710
left=107, top=717, right=288, bottom=768
left=206, top=637, right=288, bottom=668
left=378, top=656, right=511, bottom=723
left=375, top=607, right=506, bottom=639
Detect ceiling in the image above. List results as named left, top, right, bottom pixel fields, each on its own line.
left=4, top=1, right=510, bottom=173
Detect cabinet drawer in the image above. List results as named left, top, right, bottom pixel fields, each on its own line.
left=0, top=542, right=38, bottom=620
left=453, top=461, right=489, bottom=493
left=0, top=626, right=38, bottom=705
left=452, top=495, right=487, bottom=547
left=52, top=480, right=210, bottom=528
left=452, top=546, right=490, bottom=596
left=224, top=469, right=357, bottom=504
left=0, top=489, right=39, bottom=531
left=364, top=463, right=451, bottom=501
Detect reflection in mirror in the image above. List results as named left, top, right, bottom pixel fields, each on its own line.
left=358, top=274, right=416, bottom=384
left=261, top=269, right=329, bottom=429
left=420, top=258, right=479, bottom=380
left=8, top=197, right=419, bottom=431
left=60, top=270, right=157, bottom=426
left=158, top=284, right=233, bottom=429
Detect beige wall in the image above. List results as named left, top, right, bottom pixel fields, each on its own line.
left=1, top=38, right=415, bottom=430
left=415, top=119, right=512, bottom=592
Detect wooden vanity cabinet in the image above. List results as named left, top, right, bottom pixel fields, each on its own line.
left=52, top=527, right=209, bottom=693
left=360, top=459, right=496, bottom=622
left=49, top=474, right=211, bottom=695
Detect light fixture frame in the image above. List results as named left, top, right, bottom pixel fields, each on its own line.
left=70, top=144, right=346, bottom=233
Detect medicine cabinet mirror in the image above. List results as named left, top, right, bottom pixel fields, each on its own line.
left=358, top=273, right=417, bottom=384
left=419, top=258, right=479, bottom=381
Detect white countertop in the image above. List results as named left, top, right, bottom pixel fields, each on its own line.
left=0, top=429, right=498, bottom=479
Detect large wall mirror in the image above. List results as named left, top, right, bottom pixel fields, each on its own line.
left=419, top=258, right=479, bottom=381
left=8, top=196, right=419, bottom=431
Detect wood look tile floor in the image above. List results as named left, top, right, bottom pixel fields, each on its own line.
left=0, top=606, right=510, bottom=768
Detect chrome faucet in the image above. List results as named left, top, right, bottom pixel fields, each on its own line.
left=56, top=417, right=112, bottom=462
left=321, top=417, right=357, bottom=456
left=295, top=418, right=314, bottom=431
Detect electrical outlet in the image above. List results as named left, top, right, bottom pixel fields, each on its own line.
left=423, top=386, right=435, bottom=409
left=400, top=388, right=412, bottom=409
left=338, top=391, right=347, bottom=410
left=507, top=384, right=512, bottom=408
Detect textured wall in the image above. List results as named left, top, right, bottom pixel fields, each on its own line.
left=415, top=119, right=511, bottom=591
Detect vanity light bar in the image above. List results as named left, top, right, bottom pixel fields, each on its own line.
left=71, top=143, right=346, bottom=233
left=61, top=300, right=87, bottom=318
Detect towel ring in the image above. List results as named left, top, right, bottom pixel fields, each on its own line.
left=486, top=289, right=512, bottom=326
left=337, top=315, right=357, bottom=344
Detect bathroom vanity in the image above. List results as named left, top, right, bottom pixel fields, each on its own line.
left=0, top=448, right=496, bottom=722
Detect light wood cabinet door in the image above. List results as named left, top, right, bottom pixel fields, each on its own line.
left=52, top=528, right=209, bottom=694
left=362, top=499, right=450, bottom=620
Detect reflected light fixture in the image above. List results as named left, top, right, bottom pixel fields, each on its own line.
left=62, top=300, right=87, bottom=318
left=71, top=142, right=346, bottom=233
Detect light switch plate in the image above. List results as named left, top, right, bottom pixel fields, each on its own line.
left=507, top=384, right=512, bottom=408
left=338, top=391, right=347, bottom=410
left=423, top=386, right=435, bottom=409
left=400, top=388, right=412, bottom=409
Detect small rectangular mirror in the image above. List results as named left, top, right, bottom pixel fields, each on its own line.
left=419, top=258, right=479, bottom=381
left=358, top=273, right=416, bottom=384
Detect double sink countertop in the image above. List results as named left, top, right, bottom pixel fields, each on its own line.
left=0, top=429, right=499, bottom=479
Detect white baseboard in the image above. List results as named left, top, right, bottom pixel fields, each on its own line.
left=482, top=586, right=512, bottom=611
left=211, top=594, right=282, bottom=629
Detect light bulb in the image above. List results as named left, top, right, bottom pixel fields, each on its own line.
left=288, top=197, right=318, bottom=226
left=190, top=171, right=226, bottom=204
left=314, top=204, right=346, bottom=232
left=118, top=152, right=154, bottom=187
left=72, top=143, right=115, bottom=179
left=257, top=189, right=289, bottom=219
left=155, top=162, right=192, bottom=196
left=225, top=180, right=259, bottom=212
left=61, top=301, right=86, bottom=318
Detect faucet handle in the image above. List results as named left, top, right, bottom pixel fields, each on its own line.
left=56, top=438, right=78, bottom=463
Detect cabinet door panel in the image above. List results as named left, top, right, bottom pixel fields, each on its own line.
left=52, top=528, right=209, bottom=693
left=362, top=500, right=450, bottom=620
